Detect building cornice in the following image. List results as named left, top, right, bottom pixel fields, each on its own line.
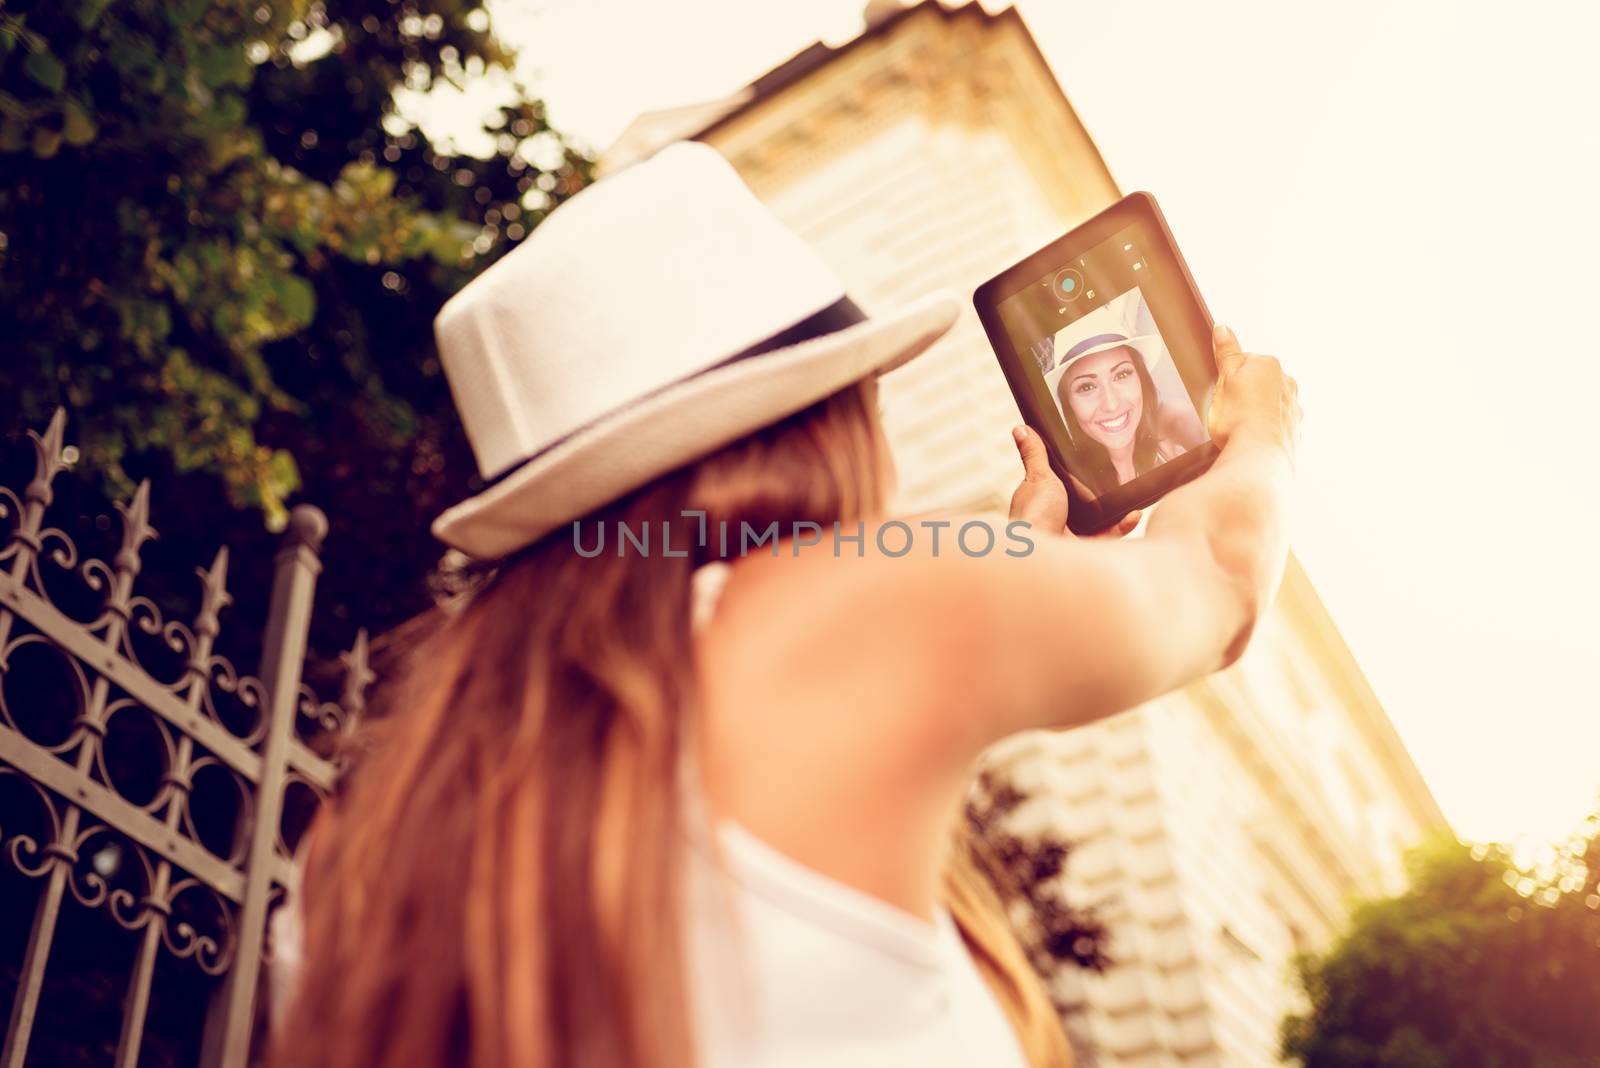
left=603, top=1, right=1121, bottom=206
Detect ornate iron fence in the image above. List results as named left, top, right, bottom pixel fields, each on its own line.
left=0, top=409, right=371, bottom=1068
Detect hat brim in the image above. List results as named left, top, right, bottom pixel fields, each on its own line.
left=431, top=291, right=961, bottom=559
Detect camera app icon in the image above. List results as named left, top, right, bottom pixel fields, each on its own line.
left=1051, top=267, right=1085, bottom=303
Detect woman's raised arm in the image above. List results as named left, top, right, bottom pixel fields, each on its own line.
left=848, top=324, right=1299, bottom=758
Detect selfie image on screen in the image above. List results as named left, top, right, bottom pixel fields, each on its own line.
left=1040, top=288, right=1206, bottom=498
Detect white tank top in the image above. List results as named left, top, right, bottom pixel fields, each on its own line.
left=684, top=561, right=1029, bottom=1068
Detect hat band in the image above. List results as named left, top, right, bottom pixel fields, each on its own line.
left=478, top=295, right=868, bottom=492
left=1061, top=332, right=1129, bottom=364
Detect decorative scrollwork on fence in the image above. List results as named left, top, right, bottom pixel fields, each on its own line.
left=164, top=876, right=239, bottom=976
left=0, top=631, right=92, bottom=754
left=0, top=765, right=61, bottom=879
left=207, top=654, right=271, bottom=747
left=65, top=822, right=153, bottom=917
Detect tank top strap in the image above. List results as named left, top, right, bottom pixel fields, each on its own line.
left=690, top=559, right=733, bottom=634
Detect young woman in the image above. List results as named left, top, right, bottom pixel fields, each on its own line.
left=1055, top=337, right=1205, bottom=496
left=265, top=142, right=1299, bottom=1068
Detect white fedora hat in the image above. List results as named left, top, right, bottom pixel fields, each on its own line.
left=430, top=140, right=959, bottom=560
left=1053, top=331, right=1165, bottom=376
left=1046, top=288, right=1166, bottom=380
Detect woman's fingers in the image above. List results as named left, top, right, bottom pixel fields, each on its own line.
left=1007, top=426, right=1144, bottom=539
left=1207, top=321, right=1300, bottom=462
left=1008, top=424, right=1068, bottom=535
left=1213, top=322, right=1247, bottom=378
left=1013, top=424, right=1053, bottom=483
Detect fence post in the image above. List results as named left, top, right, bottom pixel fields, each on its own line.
left=198, top=505, right=327, bottom=1068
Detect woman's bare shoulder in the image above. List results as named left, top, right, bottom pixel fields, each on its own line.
left=694, top=509, right=1021, bottom=725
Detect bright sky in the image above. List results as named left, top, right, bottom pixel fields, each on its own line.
left=453, top=0, right=1600, bottom=846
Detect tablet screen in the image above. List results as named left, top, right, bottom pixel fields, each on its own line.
left=995, top=225, right=1211, bottom=502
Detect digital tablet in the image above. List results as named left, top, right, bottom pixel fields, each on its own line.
left=974, top=192, right=1220, bottom=536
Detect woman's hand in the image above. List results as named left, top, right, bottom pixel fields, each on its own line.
left=1206, top=324, right=1301, bottom=466
left=1008, top=424, right=1141, bottom=538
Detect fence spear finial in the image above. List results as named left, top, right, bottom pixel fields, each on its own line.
left=22, top=407, right=71, bottom=515
left=194, top=545, right=232, bottom=646
left=338, top=627, right=374, bottom=728
left=112, top=479, right=158, bottom=581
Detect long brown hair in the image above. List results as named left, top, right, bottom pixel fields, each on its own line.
left=268, top=377, right=1071, bottom=1068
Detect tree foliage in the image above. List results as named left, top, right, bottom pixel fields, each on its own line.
left=0, top=0, right=592, bottom=661
left=1281, top=813, right=1600, bottom=1068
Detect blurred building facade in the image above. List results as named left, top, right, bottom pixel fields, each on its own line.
left=607, top=3, right=1446, bottom=1066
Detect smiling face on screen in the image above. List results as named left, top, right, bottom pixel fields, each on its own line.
left=1061, top=346, right=1145, bottom=452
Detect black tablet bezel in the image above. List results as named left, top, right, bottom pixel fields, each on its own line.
left=973, top=191, right=1220, bottom=536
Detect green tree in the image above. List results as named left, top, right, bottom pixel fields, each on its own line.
left=0, top=0, right=592, bottom=665
left=1281, top=812, right=1600, bottom=1068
